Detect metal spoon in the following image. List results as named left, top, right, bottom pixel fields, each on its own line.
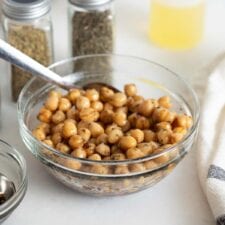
left=0, top=173, right=16, bottom=205
left=0, top=39, right=119, bottom=91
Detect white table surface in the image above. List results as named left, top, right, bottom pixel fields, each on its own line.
left=1, top=0, right=225, bottom=224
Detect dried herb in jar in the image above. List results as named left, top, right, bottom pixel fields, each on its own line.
left=8, top=26, right=52, bottom=101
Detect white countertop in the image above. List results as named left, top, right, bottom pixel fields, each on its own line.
left=1, top=0, right=225, bottom=224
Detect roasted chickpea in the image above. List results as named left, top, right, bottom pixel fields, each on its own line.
left=76, top=96, right=90, bottom=110
left=36, top=122, right=50, bottom=134
left=63, top=159, right=81, bottom=170
left=155, top=122, right=172, bottom=131
left=103, top=102, right=114, bottom=111
left=157, top=129, right=172, bottom=145
left=152, top=107, right=176, bottom=123
left=78, top=128, right=91, bottom=142
left=143, top=130, right=156, bottom=142
left=66, top=107, right=79, bottom=120
left=38, top=107, right=52, bottom=123
left=90, top=165, right=108, bottom=174
left=43, top=139, right=54, bottom=147
left=144, top=160, right=158, bottom=170
left=68, top=89, right=81, bottom=104
left=137, top=142, right=155, bottom=155
left=108, top=128, right=123, bottom=144
left=105, top=124, right=120, bottom=134
left=138, top=99, right=154, bottom=117
left=128, top=113, right=138, bottom=128
left=119, top=136, right=137, bottom=150
left=116, top=106, right=128, bottom=114
left=158, top=96, right=171, bottom=109
left=79, top=108, right=99, bottom=122
left=170, top=127, right=187, bottom=143
left=88, top=153, right=101, bottom=161
left=51, top=110, right=66, bottom=124
left=111, top=145, right=122, bottom=154
left=100, top=87, right=114, bottom=102
left=51, top=132, right=62, bottom=145
left=121, top=121, right=131, bottom=132
left=56, top=143, right=71, bottom=154
left=58, top=98, right=71, bottom=112
left=100, top=109, right=114, bottom=124
left=136, top=116, right=150, bottom=130
left=77, top=121, right=90, bottom=129
left=124, top=83, right=137, bottom=97
left=154, top=148, right=170, bottom=164
left=96, top=133, right=108, bottom=145
left=89, top=138, right=96, bottom=144
left=95, top=143, right=110, bottom=156
left=51, top=123, right=64, bottom=134
left=129, top=129, right=144, bottom=143
left=110, top=93, right=127, bottom=107
left=173, top=115, right=193, bottom=129
left=69, top=135, right=84, bottom=149
left=85, top=89, right=99, bottom=101
left=45, top=94, right=59, bottom=111
left=129, top=163, right=145, bottom=172
left=126, top=148, right=144, bottom=159
left=91, top=101, right=104, bottom=112
left=83, top=143, right=96, bottom=156
left=71, top=148, right=87, bottom=158
left=113, top=112, right=127, bottom=127
left=32, top=128, right=46, bottom=141
left=62, top=119, right=77, bottom=138
left=111, top=153, right=126, bottom=160
left=114, top=165, right=129, bottom=174
left=88, top=122, right=104, bottom=138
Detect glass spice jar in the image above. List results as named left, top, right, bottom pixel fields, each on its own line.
left=68, top=0, right=115, bottom=57
left=2, top=0, right=54, bottom=102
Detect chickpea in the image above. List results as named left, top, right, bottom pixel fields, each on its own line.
left=85, top=89, right=99, bottom=101
left=51, top=132, right=62, bottom=145
left=113, top=112, right=127, bottom=127
left=129, top=163, right=145, bottom=172
left=128, top=113, right=138, bottom=128
left=136, top=116, right=150, bottom=130
left=116, top=106, right=128, bottom=114
left=121, top=121, right=131, bottom=132
left=71, top=148, right=87, bottom=158
left=49, top=90, right=61, bottom=98
left=69, top=135, right=84, bottom=149
left=100, top=87, right=114, bottom=102
left=108, top=129, right=123, bottom=144
left=38, top=107, right=52, bottom=123
left=89, top=138, right=96, bottom=144
left=78, top=128, right=91, bottom=142
left=58, top=98, right=71, bottom=112
left=90, top=165, right=108, bottom=174
left=105, top=124, right=120, bottom=134
left=144, top=160, right=158, bottom=170
left=157, top=129, right=172, bottom=145
left=119, top=136, right=137, bottom=150
left=138, top=99, right=154, bottom=117
left=88, top=122, right=104, bottom=138
left=111, top=153, right=126, bottom=160
left=126, top=147, right=144, bottom=159
left=152, top=107, right=176, bottom=123
left=137, top=142, right=156, bottom=155
left=153, top=148, right=170, bottom=164
left=114, top=165, right=129, bottom=174
left=100, top=109, right=114, bottom=124
left=83, top=143, right=96, bottom=156
left=155, top=122, right=172, bottom=131
left=76, top=96, right=90, bottom=110
left=63, top=159, right=81, bottom=170
left=143, top=130, right=156, bottom=142
left=77, top=121, right=90, bottom=129
left=133, top=95, right=144, bottom=102
left=45, top=93, right=59, bottom=111
left=111, top=145, right=122, bottom=154
left=43, top=139, right=54, bottom=147
left=173, top=115, right=193, bottom=129
left=129, top=129, right=144, bottom=143
left=66, top=107, right=79, bottom=120
left=110, top=93, right=127, bottom=107
left=62, top=119, right=77, bottom=138
left=170, top=127, right=187, bottom=144
left=103, top=102, right=114, bottom=111
left=91, top=101, right=104, bottom=112
left=51, top=110, right=66, bottom=124
left=32, top=128, right=46, bottom=141
left=96, top=133, right=108, bottom=145
left=102, top=156, right=111, bottom=160
left=88, top=153, right=101, bottom=161
left=79, top=108, right=99, bottom=122
left=68, top=89, right=81, bottom=104
left=124, top=83, right=137, bottom=97
left=36, top=122, right=50, bottom=134
left=158, top=96, right=171, bottom=109
left=51, top=123, right=64, bottom=134
left=95, top=143, right=110, bottom=156
left=56, top=143, right=71, bottom=154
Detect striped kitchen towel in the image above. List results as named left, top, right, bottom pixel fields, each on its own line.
left=197, top=57, right=225, bottom=225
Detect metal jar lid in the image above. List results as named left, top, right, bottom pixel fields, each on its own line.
left=69, top=0, right=112, bottom=7
left=2, top=0, right=51, bottom=20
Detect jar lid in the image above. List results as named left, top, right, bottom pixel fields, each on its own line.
left=2, top=0, right=51, bottom=20
left=69, top=0, right=112, bottom=7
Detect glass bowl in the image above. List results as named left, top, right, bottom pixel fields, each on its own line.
left=0, top=139, right=27, bottom=223
left=18, top=54, right=199, bottom=196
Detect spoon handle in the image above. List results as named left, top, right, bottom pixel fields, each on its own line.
left=0, top=39, right=63, bottom=85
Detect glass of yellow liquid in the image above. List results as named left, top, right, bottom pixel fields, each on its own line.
left=149, top=0, right=205, bottom=50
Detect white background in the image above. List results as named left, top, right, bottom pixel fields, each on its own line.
left=1, top=0, right=225, bottom=224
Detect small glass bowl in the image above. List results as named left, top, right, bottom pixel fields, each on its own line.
left=18, top=54, right=200, bottom=196
left=0, top=139, right=27, bottom=223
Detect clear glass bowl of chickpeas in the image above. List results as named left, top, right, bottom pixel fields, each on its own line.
left=18, top=54, right=200, bottom=196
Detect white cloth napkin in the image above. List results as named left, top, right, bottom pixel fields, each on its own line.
left=196, top=57, right=225, bottom=225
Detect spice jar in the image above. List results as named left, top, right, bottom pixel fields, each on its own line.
left=2, top=0, right=54, bottom=101
left=68, top=0, right=114, bottom=57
